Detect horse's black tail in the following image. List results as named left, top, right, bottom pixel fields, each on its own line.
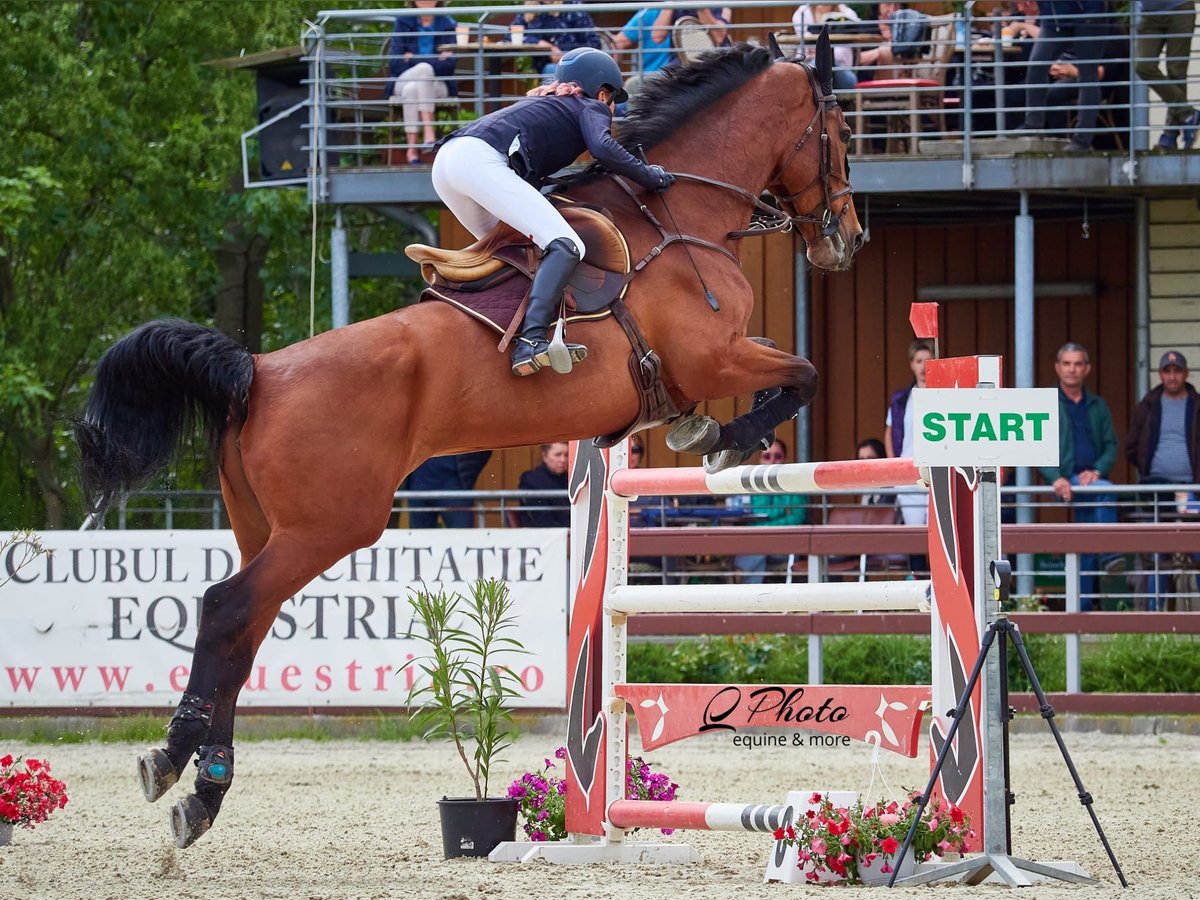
left=74, top=319, right=254, bottom=517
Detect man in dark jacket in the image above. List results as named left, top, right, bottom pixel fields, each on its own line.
left=1036, top=342, right=1119, bottom=609
left=1127, top=350, right=1200, bottom=485
left=1125, top=350, right=1199, bottom=608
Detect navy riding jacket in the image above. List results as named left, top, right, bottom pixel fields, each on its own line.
left=442, top=92, right=661, bottom=189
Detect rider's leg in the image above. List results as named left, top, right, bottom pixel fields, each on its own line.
left=511, top=237, right=582, bottom=375
left=431, top=136, right=589, bottom=374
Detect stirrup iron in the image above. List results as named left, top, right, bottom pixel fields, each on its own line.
left=547, top=318, right=574, bottom=374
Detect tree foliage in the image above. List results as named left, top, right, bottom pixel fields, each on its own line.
left=0, top=1, right=423, bottom=527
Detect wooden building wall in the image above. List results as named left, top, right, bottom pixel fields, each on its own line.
left=439, top=214, right=1134, bottom=494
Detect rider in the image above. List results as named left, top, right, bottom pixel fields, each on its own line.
left=431, top=47, right=675, bottom=376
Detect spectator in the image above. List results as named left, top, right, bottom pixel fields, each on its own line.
left=1135, top=0, right=1199, bottom=150
left=884, top=339, right=934, bottom=528
left=1126, top=350, right=1199, bottom=607
left=386, top=0, right=459, bottom=164
left=1017, top=1, right=1108, bottom=151
left=734, top=439, right=808, bottom=584
left=512, top=1, right=602, bottom=82
left=1036, top=341, right=1120, bottom=609
left=856, top=437, right=897, bottom=507
left=517, top=442, right=571, bottom=526
left=1127, top=349, right=1200, bottom=488
left=999, top=0, right=1042, bottom=41
left=405, top=451, right=493, bottom=528
left=613, top=5, right=729, bottom=96
left=792, top=3, right=863, bottom=92
left=1041, top=36, right=1130, bottom=150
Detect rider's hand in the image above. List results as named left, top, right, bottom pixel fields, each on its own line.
left=647, top=165, right=675, bottom=192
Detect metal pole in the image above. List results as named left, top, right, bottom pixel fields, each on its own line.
left=794, top=247, right=811, bottom=463
left=1014, top=192, right=1036, bottom=597
left=1065, top=553, right=1081, bottom=694
left=332, top=207, right=350, bottom=329
left=1134, top=197, right=1150, bottom=400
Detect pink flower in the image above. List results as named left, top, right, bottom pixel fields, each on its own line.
left=879, top=812, right=899, bottom=826
left=811, top=837, right=827, bottom=855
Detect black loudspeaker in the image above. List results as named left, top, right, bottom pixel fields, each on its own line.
left=256, top=63, right=308, bottom=181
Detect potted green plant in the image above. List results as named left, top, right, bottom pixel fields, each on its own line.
left=404, top=578, right=525, bottom=858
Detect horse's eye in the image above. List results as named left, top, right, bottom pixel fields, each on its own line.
left=840, top=128, right=852, bottom=144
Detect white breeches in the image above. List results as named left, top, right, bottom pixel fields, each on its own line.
left=391, top=63, right=450, bottom=134
left=431, top=136, right=585, bottom=255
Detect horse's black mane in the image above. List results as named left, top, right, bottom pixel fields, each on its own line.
left=617, top=43, right=774, bottom=152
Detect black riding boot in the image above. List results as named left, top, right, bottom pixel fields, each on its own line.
left=511, top=238, right=586, bottom=376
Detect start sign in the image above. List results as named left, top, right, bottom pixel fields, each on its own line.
left=912, top=388, right=1060, bottom=467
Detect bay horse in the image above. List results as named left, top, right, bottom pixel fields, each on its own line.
left=74, top=40, right=861, bottom=848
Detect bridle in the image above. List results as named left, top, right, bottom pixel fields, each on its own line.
left=767, top=63, right=854, bottom=240
left=609, top=60, right=852, bottom=256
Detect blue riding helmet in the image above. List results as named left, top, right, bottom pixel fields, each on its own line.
left=555, top=47, right=629, bottom=104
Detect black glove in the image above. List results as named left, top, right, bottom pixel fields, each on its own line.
left=647, top=165, right=675, bottom=192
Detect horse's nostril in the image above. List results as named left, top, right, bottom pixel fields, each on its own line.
left=852, top=231, right=865, bottom=254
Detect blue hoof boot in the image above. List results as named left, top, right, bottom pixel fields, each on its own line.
left=195, top=744, right=234, bottom=786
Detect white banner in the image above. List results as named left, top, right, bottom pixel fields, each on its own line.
left=912, top=387, right=1060, bottom=467
left=0, top=530, right=568, bottom=710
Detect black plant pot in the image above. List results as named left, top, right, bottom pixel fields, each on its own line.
left=437, top=796, right=519, bottom=859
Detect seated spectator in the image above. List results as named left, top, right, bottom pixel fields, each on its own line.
left=386, top=0, right=459, bottom=164
left=998, top=0, right=1041, bottom=42
left=1017, top=0, right=1108, bottom=151
left=404, top=451, right=493, bottom=528
left=517, top=442, right=570, bottom=527
left=1042, top=34, right=1129, bottom=149
left=613, top=5, right=729, bottom=99
left=733, top=439, right=808, bottom=584
left=885, top=339, right=934, bottom=527
left=511, top=1, right=601, bottom=82
left=856, top=438, right=897, bottom=507
left=792, top=3, right=863, bottom=92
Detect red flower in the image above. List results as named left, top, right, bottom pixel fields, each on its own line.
left=773, top=827, right=785, bottom=841
left=949, top=804, right=965, bottom=824
left=881, top=836, right=899, bottom=855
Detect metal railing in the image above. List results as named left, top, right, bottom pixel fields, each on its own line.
left=96, top=481, right=1200, bottom=611
left=285, top=1, right=1200, bottom=193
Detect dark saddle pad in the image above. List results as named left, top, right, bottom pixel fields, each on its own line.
left=407, top=201, right=630, bottom=336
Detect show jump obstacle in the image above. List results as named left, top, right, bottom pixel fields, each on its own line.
left=493, top=332, right=1083, bottom=884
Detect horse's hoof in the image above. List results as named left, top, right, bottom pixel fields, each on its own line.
left=170, top=795, right=211, bottom=849
left=704, top=449, right=750, bottom=474
left=138, top=748, right=178, bottom=802
left=667, top=416, right=721, bottom=454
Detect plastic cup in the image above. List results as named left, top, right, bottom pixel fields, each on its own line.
left=1176, top=492, right=1190, bottom=514
left=455, top=24, right=469, bottom=45
left=510, top=24, right=524, bottom=45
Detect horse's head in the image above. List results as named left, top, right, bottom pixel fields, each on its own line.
left=767, top=30, right=863, bottom=271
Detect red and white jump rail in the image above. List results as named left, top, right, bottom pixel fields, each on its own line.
left=608, top=456, right=924, bottom=498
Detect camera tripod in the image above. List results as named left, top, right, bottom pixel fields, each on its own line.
left=889, top=559, right=1128, bottom=888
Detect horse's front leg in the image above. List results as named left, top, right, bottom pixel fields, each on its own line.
left=667, top=337, right=818, bottom=472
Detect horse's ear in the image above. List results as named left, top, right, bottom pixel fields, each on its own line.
left=815, top=25, right=834, bottom=93
left=768, top=32, right=785, bottom=61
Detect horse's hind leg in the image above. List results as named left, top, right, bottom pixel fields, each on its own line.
left=668, top=337, right=818, bottom=472
left=158, top=533, right=373, bottom=848
left=138, top=437, right=269, bottom=806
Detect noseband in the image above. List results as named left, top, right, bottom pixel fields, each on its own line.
left=769, top=66, right=853, bottom=239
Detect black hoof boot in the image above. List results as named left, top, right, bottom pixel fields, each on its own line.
left=170, top=795, right=211, bottom=849
left=142, top=692, right=215, bottom=804
left=138, top=748, right=178, bottom=802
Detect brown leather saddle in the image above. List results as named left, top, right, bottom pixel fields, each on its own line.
left=404, top=199, right=679, bottom=445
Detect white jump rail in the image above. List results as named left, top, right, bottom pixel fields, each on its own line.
left=607, top=580, right=931, bottom=615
